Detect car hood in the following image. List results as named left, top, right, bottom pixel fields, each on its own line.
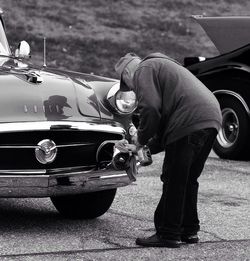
left=0, top=59, right=117, bottom=123
left=192, top=15, right=250, bottom=53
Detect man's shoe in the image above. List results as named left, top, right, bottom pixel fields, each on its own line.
left=181, top=234, right=199, bottom=244
left=136, top=233, right=181, bottom=248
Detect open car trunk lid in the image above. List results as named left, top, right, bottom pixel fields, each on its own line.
left=192, top=15, right=250, bottom=53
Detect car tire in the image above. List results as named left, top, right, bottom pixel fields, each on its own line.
left=50, top=189, right=117, bottom=219
left=213, top=96, right=250, bottom=160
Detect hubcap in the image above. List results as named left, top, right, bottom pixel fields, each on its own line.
left=217, top=108, right=239, bottom=148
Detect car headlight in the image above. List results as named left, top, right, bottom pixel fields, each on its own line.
left=107, top=83, right=137, bottom=114
left=115, top=90, right=137, bottom=113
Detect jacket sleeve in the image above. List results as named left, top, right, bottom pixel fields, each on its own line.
left=147, top=135, right=164, bottom=154
left=134, top=66, right=162, bottom=145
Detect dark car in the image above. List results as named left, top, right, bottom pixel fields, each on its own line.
left=185, top=15, right=250, bottom=160
left=0, top=9, right=139, bottom=219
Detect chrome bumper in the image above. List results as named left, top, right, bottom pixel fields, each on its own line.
left=0, top=167, right=133, bottom=198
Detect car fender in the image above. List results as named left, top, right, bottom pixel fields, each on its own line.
left=197, top=63, right=250, bottom=78
left=213, top=90, right=250, bottom=117
left=193, top=67, right=250, bottom=119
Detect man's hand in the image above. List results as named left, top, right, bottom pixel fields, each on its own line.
left=130, top=132, right=143, bottom=151
left=125, top=143, right=137, bottom=153
left=114, top=139, right=138, bottom=153
left=114, top=139, right=129, bottom=153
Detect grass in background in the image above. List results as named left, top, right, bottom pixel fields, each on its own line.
left=0, top=0, right=249, bottom=77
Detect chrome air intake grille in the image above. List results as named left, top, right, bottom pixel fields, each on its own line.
left=0, top=130, right=122, bottom=170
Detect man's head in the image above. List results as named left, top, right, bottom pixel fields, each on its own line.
left=115, top=53, right=141, bottom=90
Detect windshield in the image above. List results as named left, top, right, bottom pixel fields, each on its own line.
left=0, top=18, right=10, bottom=56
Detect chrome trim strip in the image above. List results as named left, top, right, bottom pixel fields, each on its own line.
left=96, top=140, right=117, bottom=162
left=0, top=142, right=95, bottom=149
left=0, top=170, right=47, bottom=174
left=99, top=173, right=126, bottom=179
left=0, top=165, right=97, bottom=175
left=213, top=90, right=250, bottom=115
left=0, top=121, right=125, bottom=135
left=0, top=173, right=127, bottom=180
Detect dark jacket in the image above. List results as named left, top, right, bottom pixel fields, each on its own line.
left=133, top=53, right=222, bottom=147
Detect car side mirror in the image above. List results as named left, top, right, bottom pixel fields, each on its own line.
left=15, top=40, right=31, bottom=59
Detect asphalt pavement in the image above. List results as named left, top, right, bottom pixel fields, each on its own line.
left=0, top=153, right=249, bottom=260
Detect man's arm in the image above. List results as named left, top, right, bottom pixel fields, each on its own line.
left=134, top=66, right=162, bottom=145
left=147, top=135, right=164, bottom=154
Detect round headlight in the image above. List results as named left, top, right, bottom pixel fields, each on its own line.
left=115, top=90, right=137, bottom=114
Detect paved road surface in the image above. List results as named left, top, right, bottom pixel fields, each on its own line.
left=0, top=154, right=249, bottom=260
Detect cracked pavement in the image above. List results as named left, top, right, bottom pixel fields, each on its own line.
left=0, top=154, right=248, bottom=260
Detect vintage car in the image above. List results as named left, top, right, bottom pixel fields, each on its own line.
left=185, top=15, right=250, bottom=160
left=0, top=10, right=138, bottom=219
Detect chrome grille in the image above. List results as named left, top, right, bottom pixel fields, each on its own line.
left=0, top=130, right=122, bottom=170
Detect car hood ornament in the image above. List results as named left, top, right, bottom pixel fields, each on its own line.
left=35, top=139, right=57, bottom=164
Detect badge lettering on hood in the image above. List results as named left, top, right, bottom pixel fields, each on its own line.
left=24, top=96, right=72, bottom=115
left=24, top=105, right=43, bottom=113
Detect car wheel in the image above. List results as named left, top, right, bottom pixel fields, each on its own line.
left=213, top=96, right=250, bottom=160
left=51, top=189, right=117, bottom=219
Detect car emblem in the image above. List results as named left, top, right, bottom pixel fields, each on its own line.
left=35, top=139, right=57, bottom=164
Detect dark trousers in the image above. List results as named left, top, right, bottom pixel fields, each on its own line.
left=154, top=128, right=218, bottom=240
